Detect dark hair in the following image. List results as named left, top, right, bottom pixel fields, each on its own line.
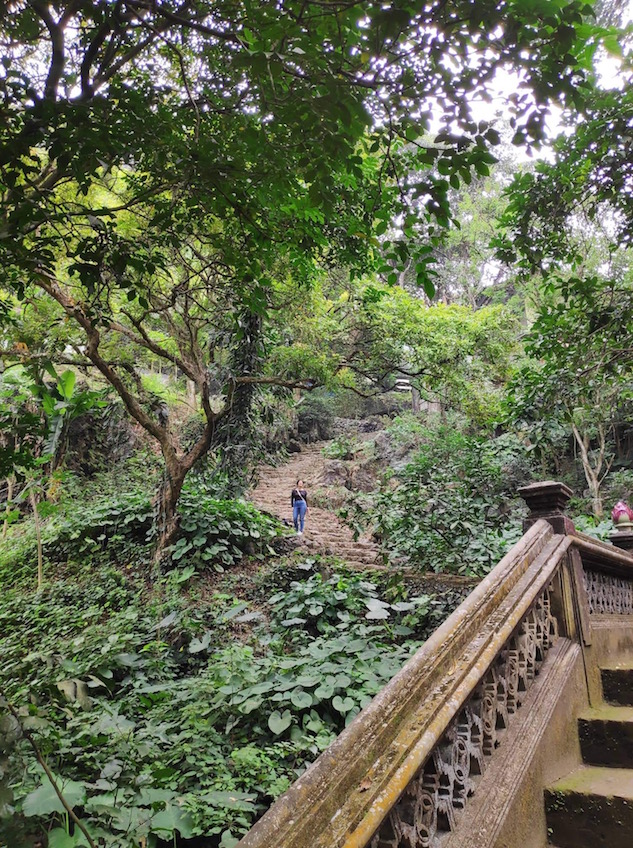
left=296, top=479, right=304, bottom=485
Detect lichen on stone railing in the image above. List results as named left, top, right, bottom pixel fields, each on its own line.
left=370, top=588, right=559, bottom=848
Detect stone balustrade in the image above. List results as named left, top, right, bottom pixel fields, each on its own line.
left=237, top=482, right=633, bottom=848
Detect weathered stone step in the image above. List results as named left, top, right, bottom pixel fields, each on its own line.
left=545, top=765, right=633, bottom=848
left=579, top=705, right=633, bottom=767
left=249, top=439, right=381, bottom=569
left=601, top=666, right=633, bottom=706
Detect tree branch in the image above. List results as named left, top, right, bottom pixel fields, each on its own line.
left=0, top=694, right=97, bottom=848
left=112, top=314, right=198, bottom=382
left=28, top=1, right=66, bottom=100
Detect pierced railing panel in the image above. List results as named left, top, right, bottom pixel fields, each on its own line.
left=573, top=534, right=633, bottom=617
left=583, top=569, right=633, bottom=615
left=369, top=587, right=558, bottom=848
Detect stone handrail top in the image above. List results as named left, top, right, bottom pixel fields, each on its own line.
left=571, top=531, right=633, bottom=576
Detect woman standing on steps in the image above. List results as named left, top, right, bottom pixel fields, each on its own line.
left=291, top=479, right=309, bottom=535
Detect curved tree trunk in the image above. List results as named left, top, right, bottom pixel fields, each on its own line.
left=153, top=462, right=187, bottom=567
left=572, top=423, right=611, bottom=519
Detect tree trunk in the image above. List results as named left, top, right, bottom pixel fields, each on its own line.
left=2, top=475, right=14, bottom=540
left=153, top=461, right=188, bottom=567
left=572, top=424, right=606, bottom=518
left=29, top=487, right=44, bottom=591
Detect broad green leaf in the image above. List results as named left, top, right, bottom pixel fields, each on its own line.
left=57, top=370, right=76, bottom=401
left=150, top=802, right=195, bottom=838
left=268, top=709, right=292, bottom=735
left=332, top=695, right=355, bottom=714
left=48, top=829, right=79, bottom=848
left=290, top=688, right=312, bottom=709
left=22, top=775, right=86, bottom=816
left=188, top=631, right=212, bottom=653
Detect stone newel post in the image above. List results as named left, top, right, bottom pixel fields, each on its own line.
left=609, top=507, right=633, bottom=552
left=518, top=480, right=575, bottom=535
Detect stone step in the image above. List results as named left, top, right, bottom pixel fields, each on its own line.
left=545, top=765, right=633, bottom=848
left=601, top=666, right=633, bottom=706
left=578, top=705, right=633, bottom=767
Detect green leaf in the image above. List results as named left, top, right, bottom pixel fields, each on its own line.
left=268, top=709, right=292, bottom=735
left=290, top=688, right=313, bottom=709
left=188, top=631, right=212, bottom=653
left=47, top=830, right=77, bottom=848
left=238, top=697, right=263, bottom=714
left=201, top=791, right=257, bottom=811
left=375, top=220, right=388, bottom=236
left=57, top=370, right=76, bottom=401
left=150, top=802, right=195, bottom=838
left=22, top=775, right=86, bottom=816
left=314, top=682, right=335, bottom=700
left=332, top=695, right=355, bottom=713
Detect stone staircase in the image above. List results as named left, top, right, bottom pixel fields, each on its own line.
left=250, top=442, right=382, bottom=570
left=545, top=662, right=633, bottom=848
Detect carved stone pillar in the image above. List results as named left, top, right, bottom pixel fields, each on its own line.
left=518, top=480, right=575, bottom=535
left=609, top=530, right=633, bottom=552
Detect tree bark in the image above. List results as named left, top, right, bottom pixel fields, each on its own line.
left=29, top=487, right=44, bottom=591
left=2, top=475, right=14, bottom=540
left=153, top=461, right=187, bottom=566
left=572, top=423, right=609, bottom=518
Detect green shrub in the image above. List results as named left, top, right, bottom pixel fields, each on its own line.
left=0, top=477, right=282, bottom=583
left=572, top=514, right=614, bottom=541
left=47, top=489, right=155, bottom=563
left=297, top=393, right=335, bottom=441
left=342, top=425, right=535, bottom=576
left=172, top=481, right=281, bottom=571
left=599, top=468, right=633, bottom=516
left=322, top=435, right=361, bottom=460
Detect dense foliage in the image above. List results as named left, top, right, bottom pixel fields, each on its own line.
left=0, top=0, right=608, bottom=554
left=2, top=4, right=633, bottom=847
left=0, top=555, right=458, bottom=848
left=341, top=417, right=535, bottom=575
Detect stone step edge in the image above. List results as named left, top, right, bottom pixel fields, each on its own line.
left=546, top=764, right=633, bottom=800
left=578, top=704, right=633, bottom=722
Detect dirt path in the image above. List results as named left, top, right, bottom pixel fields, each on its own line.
left=249, top=442, right=382, bottom=569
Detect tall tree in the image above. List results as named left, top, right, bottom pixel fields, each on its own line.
left=506, top=267, right=633, bottom=516
left=0, top=0, right=602, bottom=556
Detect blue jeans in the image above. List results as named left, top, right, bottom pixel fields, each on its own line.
left=293, top=500, right=307, bottom=532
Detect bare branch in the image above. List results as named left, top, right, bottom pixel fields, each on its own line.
left=233, top=375, right=320, bottom=391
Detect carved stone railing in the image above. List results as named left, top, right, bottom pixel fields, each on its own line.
left=575, top=534, right=633, bottom=616
left=237, top=482, right=633, bottom=848
left=370, top=588, right=558, bottom=848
